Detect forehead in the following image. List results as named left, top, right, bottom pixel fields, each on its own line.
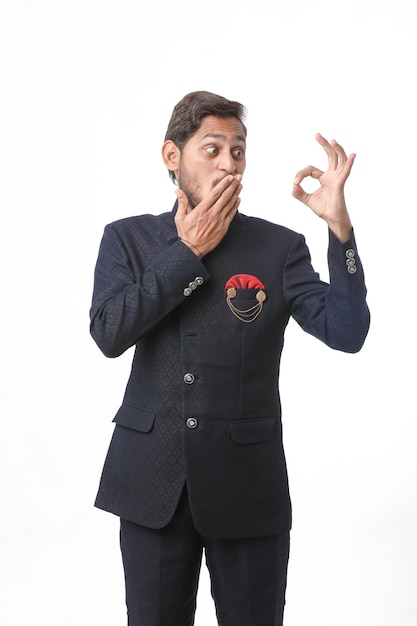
left=192, top=115, right=246, bottom=143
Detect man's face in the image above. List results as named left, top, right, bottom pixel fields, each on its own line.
left=175, top=115, right=246, bottom=209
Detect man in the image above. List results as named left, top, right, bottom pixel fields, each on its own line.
left=90, top=91, right=370, bottom=625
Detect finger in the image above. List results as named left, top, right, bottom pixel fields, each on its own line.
left=330, top=140, right=356, bottom=178
left=211, top=174, right=241, bottom=202
left=342, top=151, right=356, bottom=177
left=292, top=182, right=310, bottom=205
left=330, top=139, right=348, bottom=165
left=316, top=133, right=338, bottom=169
left=334, top=153, right=356, bottom=181
left=211, top=176, right=243, bottom=217
left=222, top=196, right=241, bottom=224
left=210, top=186, right=242, bottom=229
left=222, top=187, right=242, bottom=222
left=293, top=166, right=324, bottom=185
left=192, top=174, right=241, bottom=216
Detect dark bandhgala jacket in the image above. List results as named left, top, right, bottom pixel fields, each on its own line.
left=90, top=204, right=370, bottom=538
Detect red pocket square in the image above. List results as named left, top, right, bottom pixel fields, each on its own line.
left=225, top=274, right=265, bottom=290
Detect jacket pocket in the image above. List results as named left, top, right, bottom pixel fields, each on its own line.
left=229, top=417, right=278, bottom=445
left=112, top=403, right=155, bottom=433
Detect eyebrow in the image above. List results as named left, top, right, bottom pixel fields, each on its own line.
left=202, top=133, right=246, bottom=143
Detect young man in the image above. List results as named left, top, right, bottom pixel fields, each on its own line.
left=90, top=91, right=370, bottom=625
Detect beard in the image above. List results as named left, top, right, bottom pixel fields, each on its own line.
left=177, top=161, right=224, bottom=210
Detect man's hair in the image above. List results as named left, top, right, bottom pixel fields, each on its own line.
left=164, top=91, right=247, bottom=182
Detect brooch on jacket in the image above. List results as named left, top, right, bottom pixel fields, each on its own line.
left=225, top=274, right=266, bottom=323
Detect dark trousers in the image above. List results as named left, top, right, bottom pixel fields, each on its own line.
left=120, top=488, right=290, bottom=626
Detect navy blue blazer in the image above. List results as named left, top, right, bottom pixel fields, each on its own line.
left=90, top=205, right=370, bottom=538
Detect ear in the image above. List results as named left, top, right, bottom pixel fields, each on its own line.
left=162, top=140, right=180, bottom=174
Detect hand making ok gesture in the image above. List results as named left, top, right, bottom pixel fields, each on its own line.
left=292, top=133, right=355, bottom=242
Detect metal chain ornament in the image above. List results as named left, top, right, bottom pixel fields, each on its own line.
left=225, top=274, right=266, bottom=323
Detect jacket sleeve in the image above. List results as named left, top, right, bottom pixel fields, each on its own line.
left=89, top=222, right=209, bottom=358
left=283, top=229, right=370, bottom=353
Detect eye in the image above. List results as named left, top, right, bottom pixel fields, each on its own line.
left=233, top=147, right=245, bottom=159
left=205, top=146, right=218, bottom=154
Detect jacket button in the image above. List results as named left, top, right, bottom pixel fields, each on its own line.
left=184, top=373, right=195, bottom=384
left=186, top=417, right=198, bottom=429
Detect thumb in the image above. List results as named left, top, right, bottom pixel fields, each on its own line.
left=175, top=189, right=190, bottom=216
left=292, top=182, right=309, bottom=205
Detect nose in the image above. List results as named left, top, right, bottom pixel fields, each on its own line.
left=218, top=151, right=237, bottom=174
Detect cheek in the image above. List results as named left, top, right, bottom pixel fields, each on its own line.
left=238, top=159, right=246, bottom=174
left=194, top=166, right=215, bottom=190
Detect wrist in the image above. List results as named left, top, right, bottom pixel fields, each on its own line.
left=179, top=237, right=203, bottom=259
left=327, top=218, right=353, bottom=243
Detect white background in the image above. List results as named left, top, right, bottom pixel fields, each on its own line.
left=1, top=1, right=416, bottom=624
